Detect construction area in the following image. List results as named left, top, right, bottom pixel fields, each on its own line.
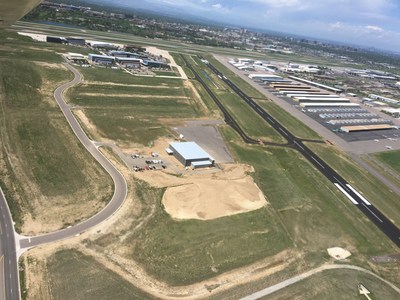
left=120, top=137, right=267, bottom=221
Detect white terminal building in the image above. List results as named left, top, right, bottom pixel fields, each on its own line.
left=167, top=142, right=215, bottom=169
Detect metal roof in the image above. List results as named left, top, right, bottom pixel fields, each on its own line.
left=341, top=124, right=393, bottom=132
left=170, top=142, right=214, bottom=161
left=300, top=102, right=359, bottom=107
left=191, top=160, right=213, bottom=166
left=88, top=54, right=115, bottom=60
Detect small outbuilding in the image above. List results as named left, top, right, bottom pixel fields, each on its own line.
left=168, top=142, right=214, bottom=168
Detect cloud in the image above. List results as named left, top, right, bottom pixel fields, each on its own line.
left=109, top=0, right=400, bottom=51
left=365, top=25, right=384, bottom=32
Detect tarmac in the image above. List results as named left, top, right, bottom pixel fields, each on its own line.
left=173, top=119, right=234, bottom=163
left=214, top=54, right=400, bottom=155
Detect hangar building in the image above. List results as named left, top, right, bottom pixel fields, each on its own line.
left=167, top=142, right=214, bottom=169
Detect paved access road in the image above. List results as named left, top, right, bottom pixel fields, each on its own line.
left=0, top=188, right=19, bottom=300
left=240, top=264, right=400, bottom=300
left=0, top=63, right=127, bottom=300
left=203, top=58, right=400, bottom=247
left=19, top=64, right=128, bottom=248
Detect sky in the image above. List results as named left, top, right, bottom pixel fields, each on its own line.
left=96, top=0, right=400, bottom=51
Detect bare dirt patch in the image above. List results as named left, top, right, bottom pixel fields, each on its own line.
left=74, top=109, right=99, bottom=134
left=163, top=176, right=266, bottom=220
left=327, top=247, right=352, bottom=260
left=132, top=139, right=267, bottom=220
left=146, top=46, right=188, bottom=79
left=34, top=61, right=66, bottom=68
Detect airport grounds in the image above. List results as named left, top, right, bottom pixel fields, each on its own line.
left=2, top=24, right=400, bottom=299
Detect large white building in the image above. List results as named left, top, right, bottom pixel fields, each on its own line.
left=167, top=142, right=214, bottom=169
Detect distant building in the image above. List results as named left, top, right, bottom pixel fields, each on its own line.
left=88, top=54, right=115, bottom=65
left=66, top=52, right=87, bottom=64
left=109, top=50, right=139, bottom=58
left=90, top=42, right=119, bottom=50
left=116, top=57, right=142, bottom=68
left=368, top=94, right=400, bottom=105
left=66, top=37, right=86, bottom=46
left=46, top=36, right=66, bottom=44
left=167, top=142, right=214, bottom=169
left=381, top=108, right=400, bottom=118
left=143, top=60, right=169, bottom=69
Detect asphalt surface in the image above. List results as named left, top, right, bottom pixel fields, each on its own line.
left=19, top=64, right=127, bottom=249
left=215, top=55, right=400, bottom=155
left=175, top=120, right=234, bottom=163
left=240, top=264, right=400, bottom=300
left=202, top=57, right=400, bottom=247
left=181, top=55, right=291, bottom=147
left=0, top=188, right=19, bottom=300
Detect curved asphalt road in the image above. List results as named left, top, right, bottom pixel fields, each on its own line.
left=240, top=264, right=400, bottom=300
left=19, top=63, right=128, bottom=248
left=0, top=188, right=19, bottom=300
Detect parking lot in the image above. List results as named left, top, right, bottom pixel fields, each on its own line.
left=268, top=89, right=400, bottom=143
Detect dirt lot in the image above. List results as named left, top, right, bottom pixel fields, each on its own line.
left=126, top=137, right=266, bottom=220
left=162, top=166, right=267, bottom=220
left=146, top=46, right=188, bottom=79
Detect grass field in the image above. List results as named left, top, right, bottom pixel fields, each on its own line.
left=83, top=126, right=398, bottom=289
left=67, top=67, right=203, bottom=146
left=0, top=31, right=112, bottom=233
left=185, top=54, right=286, bottom=143
left=80, top=66, right=183, bottom=86
left=70, top=83, right=187, bottom=97
left=84, top=108, right=173, bottom=146
left=152, top=70, right=179, bottom=76
left=374, top=150, right=400, bottom=175
left=202, top=55, right=323, bottom=141
left=170, top=52, right=196, bottom=78
left=306, top=143, right=400, bottom=227
left=264, top=268, right=400, bottom=300
left=94, top=179, right=292, bottom=286
left=44, top=249, right=155, bottom=300
left=8, top=26, right=399, bottom=297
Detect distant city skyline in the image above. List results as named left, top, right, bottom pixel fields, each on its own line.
left=88, top=0, right=400, bottom=52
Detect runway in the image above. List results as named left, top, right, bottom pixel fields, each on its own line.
left=201, top=56, right=400, bottom=247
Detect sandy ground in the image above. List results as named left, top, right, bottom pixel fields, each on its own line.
left=327, top=247, right=352, bottom=260
left=163, top=176, right=266, bottom=220
left=18, top=32, right=47, bottom=42
left=183, top=80, right=210, bottom=114
left=134, top=148, right=267, bottom=220
left=146, top=46, right=188, bottom=79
